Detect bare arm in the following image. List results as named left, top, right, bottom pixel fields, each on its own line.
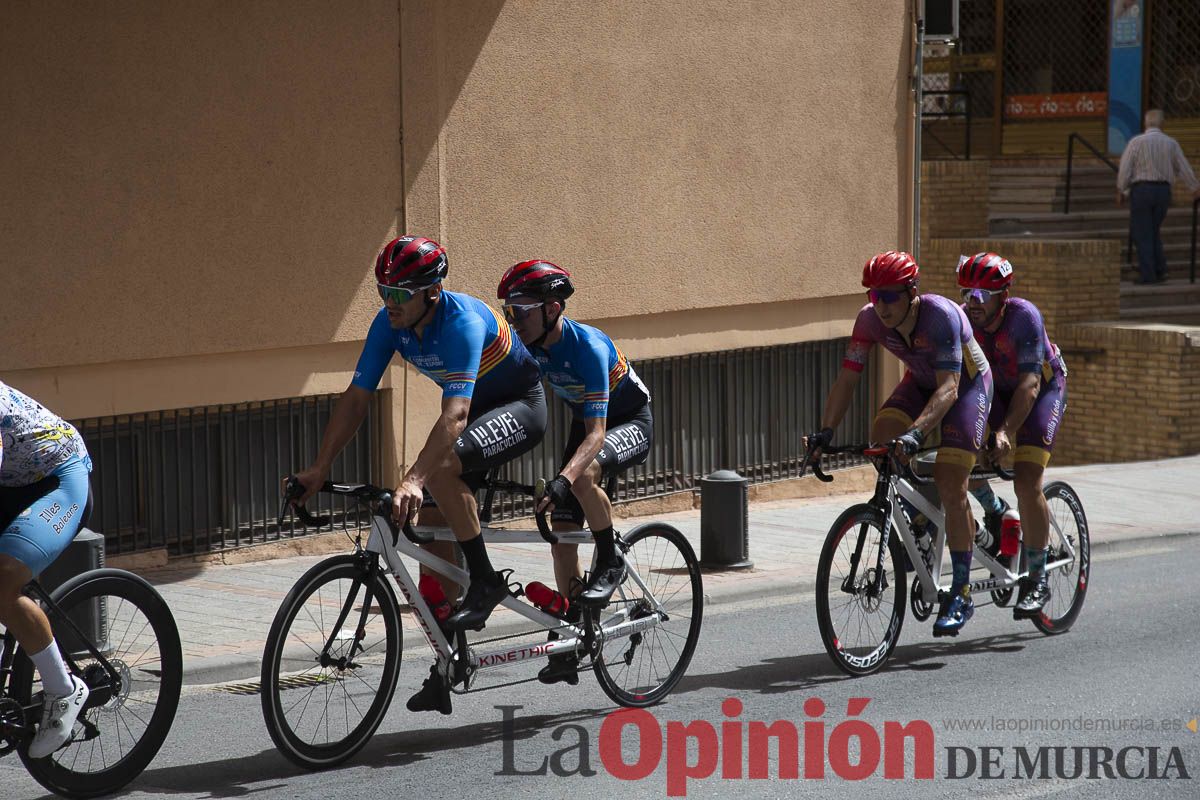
left=405, top=395, right=471, bottom=486
left=560, top=416, right=607, bottom=484
left=293, top=385, right=372, bottom=501
left=910, top=369, right=960, bottom=436
left=819, top=367, right=864, bottom=432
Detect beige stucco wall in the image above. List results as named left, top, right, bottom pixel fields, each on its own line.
left=3, top=1, right=915, bottom=472
left=402, top=0, right=914, bottom=317
left=0, top=1, right=401, bottom=371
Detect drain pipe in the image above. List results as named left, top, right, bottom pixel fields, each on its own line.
left=913, top=11, right=925, bottom=262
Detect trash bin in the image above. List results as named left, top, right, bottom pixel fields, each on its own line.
left=38, top=529, right=109, bottom=656
left=699, top=469, right=753, bottom=570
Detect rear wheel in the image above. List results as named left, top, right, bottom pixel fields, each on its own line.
left=1032, top=482, right=1090, bottom=635
left=592, top=524, right=703, bottom=707
left=260, top=554, right=402, bottom=769
left=15, top=570, right=182, bottom=799
left=816, top=505, right=907, bottom=677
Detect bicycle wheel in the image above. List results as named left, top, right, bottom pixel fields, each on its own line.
left=1032, top=481, right=1090, bottom=635
left=14, top=569, right=182, bottom=799
left=260, top=553, right=402, bottom=770
left=592, top=523, right=703, bottom=707
left=816, top=504, right=907, bottom=677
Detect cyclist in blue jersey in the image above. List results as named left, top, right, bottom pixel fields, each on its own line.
left=498, top=260, right=652, bottom=685
left=0, top=381, right=94, bottom=757
left=293, top=237, right=546, bottom=713
left=809, top=251, right=994, bottom=637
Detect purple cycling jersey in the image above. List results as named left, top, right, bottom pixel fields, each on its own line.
left=963, top=297, right=1066, bottom=395
left=843, top=293, right=989, bottom=389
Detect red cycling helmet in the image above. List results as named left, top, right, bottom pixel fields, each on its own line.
left=956, top=252, right=1013, bottom=290
left=862, top=251, right=919, bottom=289
left=497, top=260, right=575, bottom=302
left=374, top=236, right=448, bottom=286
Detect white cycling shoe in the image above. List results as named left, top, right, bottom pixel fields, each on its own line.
left=28, top=675, right=89, bottom=759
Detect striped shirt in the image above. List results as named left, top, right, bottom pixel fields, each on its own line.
left=1116, top=128, right=1200, bottom=195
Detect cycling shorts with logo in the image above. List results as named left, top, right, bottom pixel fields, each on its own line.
left=875, top=370, right=994, bottom=469
left=551, top=403, right=653, bottom=526
left=0, top=454, right=93, bottom=577
left=987, top=378, right=1067, bottom=467
left=453, top=382, right=548, bottom=487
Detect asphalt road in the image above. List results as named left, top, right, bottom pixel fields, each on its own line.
left=4, top=537, right=1198, bottom=799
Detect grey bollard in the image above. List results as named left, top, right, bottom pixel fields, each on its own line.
left=699, top=469, right=753, bottom=570
left=38, top=529, right=109, bottom=655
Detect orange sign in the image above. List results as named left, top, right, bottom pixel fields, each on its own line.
left=1004, top=92, right=1108, bottom=119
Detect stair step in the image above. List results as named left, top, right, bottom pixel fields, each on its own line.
left=1118, top=304, right=1200, bottom=324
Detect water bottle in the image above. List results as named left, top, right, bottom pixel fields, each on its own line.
left=418, top=573, right=452, bottom=625
left=999, top=509, right=1022, bottom=557
left=525, top=581, right=570, bottom=617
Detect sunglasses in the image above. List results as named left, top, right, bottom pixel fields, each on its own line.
left=960, top=287, right=1004, bottom=304
left=867, top=288, right=907, bottom=305
left=377, top=282, right=432, bottom=304
left=502, top=301, right=545, bottom=323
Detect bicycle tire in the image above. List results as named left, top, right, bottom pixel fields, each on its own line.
left=816, top=504, right=907, bottom=677
left=260, top=554, right=402, bottom=769
left=592, top=523, right=703, bottom=707
left=14, top=569, right=182, bottom=799
left=1032, top=481, right=1090, bottom=635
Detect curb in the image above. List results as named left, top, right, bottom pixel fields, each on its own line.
left=185, top=529, right=1197, bottom=686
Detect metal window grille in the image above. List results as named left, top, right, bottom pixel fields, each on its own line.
left=1003, top=0, right=1107, bottom=103
left=487, top=338, right=876, bottom=521
left=74, top=394, right=382, bottom=556
left=1148, top=0, right=1200, bottom=117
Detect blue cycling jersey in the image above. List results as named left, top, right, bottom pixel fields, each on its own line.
left=533, top=318, right=650, bottom=419
left=352, top=291, right=541, bottom=408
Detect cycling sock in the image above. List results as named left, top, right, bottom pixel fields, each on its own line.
left=949, top=550, right=972, bottom=597
left=1025, top=546, right=1048, bottom=579
left=458, top=534, right=496, bottom=582
left=592, top=525, right=617, bottom=564
left=30, top=640, right=74, bottom=697
left=970, top=485, right=1005, bottom=518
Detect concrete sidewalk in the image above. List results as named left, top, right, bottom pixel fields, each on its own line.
left=138, top=455, right=1199, bottom=685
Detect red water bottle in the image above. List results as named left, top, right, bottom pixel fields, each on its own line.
left=418, top=573, right=452, bottom=625
left=525, top=581, right=570, bottom=617
left=999, top=509, right=1022, bottom=557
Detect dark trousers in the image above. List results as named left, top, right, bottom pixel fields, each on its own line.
left=1129, top=182, right=1171, bottom=281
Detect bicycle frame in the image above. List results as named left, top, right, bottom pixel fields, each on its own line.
left=356, top=507, right=670, bottom=690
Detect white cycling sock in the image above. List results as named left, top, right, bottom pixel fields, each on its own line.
left=30, top=640, right=74, bottom=697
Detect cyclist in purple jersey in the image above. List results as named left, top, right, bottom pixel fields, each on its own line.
left=809, top=251, right=993, bottom=637
left=958, top=252, right=1068, bottom=618
left=292, top=237, right=547, bottom=713
left=498, top=260, right=653, bottom=686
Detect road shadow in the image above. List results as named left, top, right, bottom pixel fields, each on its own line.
left=672, top=630, right=1041, bottom=696
left=63, top=706, right=611, bottom=798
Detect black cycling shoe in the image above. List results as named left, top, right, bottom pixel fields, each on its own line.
left=446, top=572, right=509, bottom=631
left=577, top=558, right=626, bottom=606
left=407, top=664, right=452, bottom=715
left=538, top=652, right=580, bottom=686
left=1013, top=574, right=1051, bottom=620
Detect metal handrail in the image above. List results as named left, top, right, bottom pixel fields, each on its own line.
left=921, top=89, right=972, bottom=160
left=1191, top=197, right=1198, bottom=284
left=1064, top=132, right=1118, bottom=214
left=1065, top=132, right=1133, bottom=269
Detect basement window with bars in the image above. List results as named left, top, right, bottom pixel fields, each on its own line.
left=73, top=394, right=382, bottom=557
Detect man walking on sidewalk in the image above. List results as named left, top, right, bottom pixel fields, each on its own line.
left=1116, top=109, right=1200, bottom=284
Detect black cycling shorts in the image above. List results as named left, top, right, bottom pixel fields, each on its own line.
left=453, top=382, right=547, bottom=486
left=551, top=403, right=653, bottom=526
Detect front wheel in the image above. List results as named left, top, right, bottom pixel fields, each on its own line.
left=260, top=554, right=402, bottom=769
left=15, top=569, right=183, bottom=799
left=1032, top=481, right=1090, bottom=635
left=816, top=504, right=907, bottom=677
left=592, top=523, right=703, bottom=707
